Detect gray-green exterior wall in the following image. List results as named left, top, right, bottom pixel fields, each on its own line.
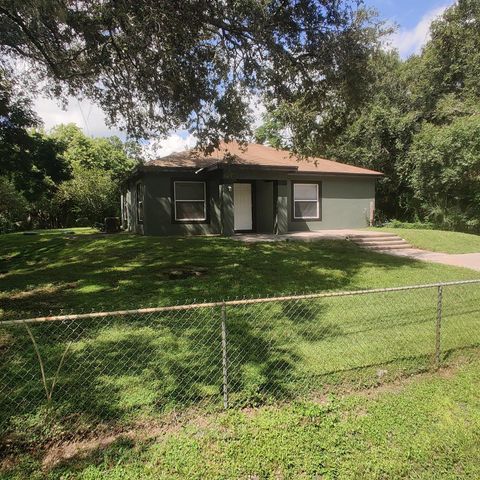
left=123, top=170, right=376, bottom=235
left=287, top=176, right=375, bottom=231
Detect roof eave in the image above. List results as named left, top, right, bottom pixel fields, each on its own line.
left=128, top=163, right=383, bottom=178
left=291, top=170, right=384, bottom=178
left=211, top=163, right=298, bottom=172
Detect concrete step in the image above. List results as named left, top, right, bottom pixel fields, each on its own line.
left=353, top=236, right=404, bottom=244
left=366, top=244, right=415, bottom=251
left=349, top=232, right=414, bottom=251
left=357, top=240, right=410, bottom=248
left=348, top=233, right=399, bottom=240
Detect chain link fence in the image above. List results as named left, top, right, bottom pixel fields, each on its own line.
left=1, top=279, right=480, bottom=443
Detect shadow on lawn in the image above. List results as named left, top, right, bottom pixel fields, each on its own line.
left=1, top=307, right=305, bottom=435
left=0, top=232, right=465, bottom=443
left=0, top=295, right=446, bottom=440
left=0, top=232, right=432, bottom=319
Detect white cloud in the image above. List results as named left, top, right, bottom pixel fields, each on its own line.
left=33, top=95, right=125, bottom=138
left=142, top=132, right=197, bottom=159
left=387, top=4, right=449, bottom=58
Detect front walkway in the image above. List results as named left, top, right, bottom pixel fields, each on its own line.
left=232, top=229, right=373, bottom=243
left=385, top=248, right=480, bottom=272
left=233, top=230, right=480, bottom=272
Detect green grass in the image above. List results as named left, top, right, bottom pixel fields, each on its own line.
left=4, top=355, right=480, bottom=479
left=371, top=227, right=480, bottom=254
left=1, top=229, right=480, bottom=318
left=1, top=230, right=480, bottom=453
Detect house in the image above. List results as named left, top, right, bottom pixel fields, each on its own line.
left=121, top=142, right=382, bottom=236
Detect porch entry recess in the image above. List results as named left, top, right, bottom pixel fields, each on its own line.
left=233, top=183, right=253, bottom=231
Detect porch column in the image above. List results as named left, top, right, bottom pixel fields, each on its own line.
left=220, top=182, right=234, bottom=236
left=274, top=181, right=288, bottom=234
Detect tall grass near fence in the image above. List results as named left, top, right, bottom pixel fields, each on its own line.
left=1, top=280, right=480, bottom=445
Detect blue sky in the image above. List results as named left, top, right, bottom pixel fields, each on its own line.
left=368, top=0, right=448, bottom=28
left=368, top=0, right=453, bottom=57
left=34, top=0, right=455, bottom=154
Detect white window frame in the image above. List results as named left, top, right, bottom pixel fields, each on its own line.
left=293, top=183, right=320, bottom=220
left=174, top=181, right=207, bottom=222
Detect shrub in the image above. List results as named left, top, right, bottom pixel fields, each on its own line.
left=104, top=217, right=120, bottom=233
left=386, top=220, right=435, bottom=230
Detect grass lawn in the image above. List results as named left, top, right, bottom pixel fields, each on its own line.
left=4, top=354, right=480, bottom=479
left=370, top=227, right=480, bottom=254
left=1, top=229, right=480, bottom=462
left=1, top=228, right=480, bottom=318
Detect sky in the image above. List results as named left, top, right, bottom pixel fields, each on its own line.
left=33, top=0, right=454, bottom=157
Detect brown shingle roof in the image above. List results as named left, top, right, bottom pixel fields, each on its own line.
left=146, top=142, right=382, bottom=176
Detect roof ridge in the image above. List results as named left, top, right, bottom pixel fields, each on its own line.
left=144, top=141, right=382, bottom=176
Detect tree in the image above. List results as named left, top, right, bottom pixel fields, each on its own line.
left=0, top=176, right=29, bottom=232
left=52, top=163, right=118, bottom=226
left=255, top=1, right=480, bottom=228
left=0, top=68, right=39, bottom=174
left=323, top=52, right=417, bottom=219
left=405, top=0, right=480, bottom=123
left=0, top=1, right=385, bottom=149
left=14, top=132, right=70, bottom=202
left=406, top=115, right=480, bottom=232
left=0, top=68, right=71, bottom=226
left=256, top=50, right=416, bottom=218
left=50, top=123, right=138, bottom=180
left=47, top=123, right=140, bottom=225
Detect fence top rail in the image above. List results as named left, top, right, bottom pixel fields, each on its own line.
left=2, top=278, right=480, bottom=326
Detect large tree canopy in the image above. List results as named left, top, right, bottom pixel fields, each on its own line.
left=50, top=123, right=139, bottom=179
left=0, top=68, right=71, bottom=202
left=406, top=115, right=480, bottom=232
left=0, top=0, right=384, bottom=148
left=256, top=0, right=480, bottom=232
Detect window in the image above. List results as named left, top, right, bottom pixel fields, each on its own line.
left=136, top=183, right=144, bottom=223
left=293, top=183, right=320, bottom=220
left=174, top=181, right=207, bottom=221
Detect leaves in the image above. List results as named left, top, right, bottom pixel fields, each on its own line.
left=50, top=123, right=138, bottom=180
left=0, top=1, right=385, bottom=147
left=256, top=1, right=480, bottom=231
left=52, top=163, right=119, bottom=225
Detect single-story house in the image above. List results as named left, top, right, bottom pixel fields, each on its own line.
left=121, top=142, right=382, bottom=236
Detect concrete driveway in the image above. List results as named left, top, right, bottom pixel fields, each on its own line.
left=233, top=229, right=480, bottom=272
left=384, top=248, right=480, bottom=272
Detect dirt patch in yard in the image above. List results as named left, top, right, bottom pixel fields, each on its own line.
left=39, top=367, right=457, bottom=471
left=39, top=408, right=216, bottom=471
left=0, top=282, right=78, bottom=318
left=2, top=282, right=78, bottom=301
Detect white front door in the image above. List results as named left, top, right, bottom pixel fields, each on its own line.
left=233, top=183, right=253, bottom=231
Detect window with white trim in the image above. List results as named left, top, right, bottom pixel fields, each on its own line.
left=174, top=181, right=207, bottom=221
left=293, top=183, right=320, bottom=220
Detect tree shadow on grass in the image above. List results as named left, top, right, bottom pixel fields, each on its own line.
left=281, top=300, right=344, bottom=341
left=0, top=233, right=440, bottom=320
left=2, top=301, right=479, bottom=446
left=0, top=308, right=300, bottom=438
left=2, top=232, right=471, bottom=442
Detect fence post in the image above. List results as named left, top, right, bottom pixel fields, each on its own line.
left=435, top=285, right=443, bottom=369
left=221, top=302, right=229, bottom=409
